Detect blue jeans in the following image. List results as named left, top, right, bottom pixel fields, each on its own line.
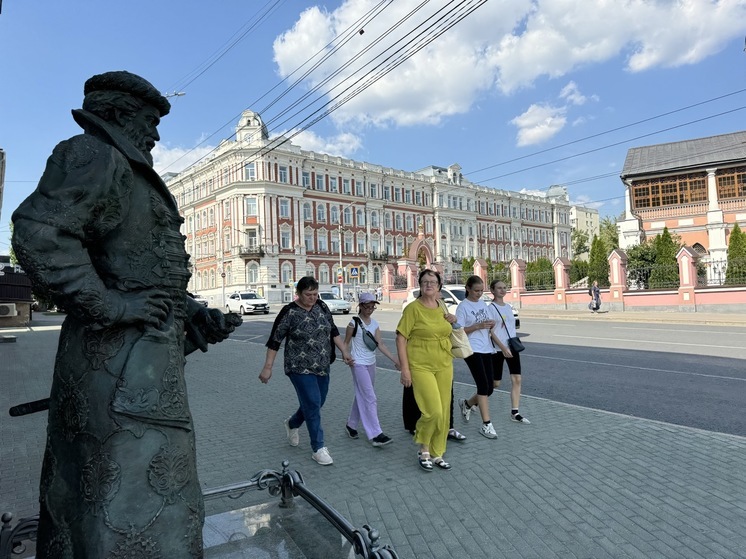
left=288, top=371, right=330, bottom=452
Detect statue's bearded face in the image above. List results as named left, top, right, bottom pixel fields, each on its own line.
left=121, top=105, right=161, bottom=166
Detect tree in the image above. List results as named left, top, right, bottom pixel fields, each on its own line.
left=648, top=227, right=679, bottom=288
left=625, top=239, right=657, bottom=289
left=524, top=257, right=554, bottom=291
left=571, top=229, right=589, bottom=257
left=569, top=259, right=589, bottom=284
left=588, top=235, right=610, bottom=287
left=598, top=216, right=619, bottom=254
left=725, top=223, right=746, bottom=285
left=460, top=256, right=476, bottom=283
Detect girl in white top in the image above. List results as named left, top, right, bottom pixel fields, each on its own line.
left=344, top=292, right=400, bottom=446
left=487, top=279, right=530, bottom=424
left=455, top=276, right=499, bottom=439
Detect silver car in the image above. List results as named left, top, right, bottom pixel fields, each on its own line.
left=318, top=292, right=351, bottom=314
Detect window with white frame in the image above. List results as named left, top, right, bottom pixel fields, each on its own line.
left=279, top=199, right=290, bottom=218
left=395, top=214, right=402, bottom=230
left=279, top=166, right=288, bottom=183
left=244, top=162, right=256, bottom=181
left=356, top=209, right=365, bottom=226
left=315, top=174, right=325, bottom=190
left=369, top=183, right=377, bottom=199
left=343, top=207, right=352, bottom=225
left=303, top=203, right=312, bottom=221
left=373, top=266, right=381, bottom=284
left=396, top=238, right=404, bottom=256
left=304, top=230, right=314, bottom=251
left=280, top=229, right=291, bottom=249
left=405, top=190, right=411, bottom=204
left=331, top=234, right=339, bottom=255
left=245, top=196, right=257, bottom=216
left=319, top=264, right=329, bottom=284
left=384, top=212, right=392, bottom=229
left=245, top=229, right=258, bottom=248
left=357, top=235, right=365, bottom=253
left=331, top=206, right=339, bottom=224
left=359, top=265, right=367, bottom=283
left=355, top=181, right=364, bottom=196
left=383, top=185, right=391, bottom=200
left=318, top=234, right=328, bottom=252
left=394, top=188, right=401, bottom=202
left=405, top=215, right=413, bottom=231
left=223, top=200, right=231, bottom=219
left=316, top=204, right=326, bottom=222
left=343, top=179, right=351, bottom=194
left=281, top=263, right=293, bottom=283
left=329, top=176, right=338, bottom=193
left=415, top=191, right=421, bottom=205
left=344, top=235, right=353, bottom=253
left=248, top=264, right=258, bottom=283
left=306, top=264, right=315, bottom=277
left=302, top=171, right=310, bottom=188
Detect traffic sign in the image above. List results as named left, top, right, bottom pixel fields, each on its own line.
left=349, top=267, right=359, bottom=278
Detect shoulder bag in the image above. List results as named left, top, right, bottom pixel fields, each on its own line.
left=439, top=301, right=473, bottom=359
left=352, top=317, right=379, bottom=351
left=493, top=303, right=525, bottom=353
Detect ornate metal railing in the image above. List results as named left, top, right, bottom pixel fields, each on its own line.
left=236, top=245, right=265, bottom=258
left=1, top=460, right=398, bottom=559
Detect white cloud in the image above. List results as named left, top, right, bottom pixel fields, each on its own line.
left=272, top=0, right=746, bottom=127
left=153, top=143, right=216, bottom=174
left=291, top=129, right=363, bottom=157
left=570, top=193, right=604, bottom=210
left=511, top=103, right=567, bottom=146
left=560, top=81, right=598, bottom=106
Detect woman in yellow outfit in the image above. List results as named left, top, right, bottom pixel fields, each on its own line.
left=396, top=269, right=457, bottom=471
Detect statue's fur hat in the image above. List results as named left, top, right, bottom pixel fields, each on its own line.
left=84, top=71, right=171, bottom=116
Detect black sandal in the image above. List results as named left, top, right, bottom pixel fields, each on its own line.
left=418, top=451, right=433, bottom=472
left=432, top=457, right=451, bottom=470
left=448, top=428, right=466, bottom=441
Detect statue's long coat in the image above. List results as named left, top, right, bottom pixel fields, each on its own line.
left=12, top=109, right=204, bottom=558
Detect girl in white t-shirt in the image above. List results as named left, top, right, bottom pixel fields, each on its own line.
left=455, top=276, right=498, bottom=439
left=344, top=293, right=400, bottom=446
left=487, top=279, right=530, bottom=424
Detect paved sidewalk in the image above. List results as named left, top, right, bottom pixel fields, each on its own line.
left=2, top=315, right=746, bottom=558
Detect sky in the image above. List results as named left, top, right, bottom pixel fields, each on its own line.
left=2, top=0, right=746, bottom=255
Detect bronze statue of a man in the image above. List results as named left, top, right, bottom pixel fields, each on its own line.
left=12, top=71, right=237, bottom=558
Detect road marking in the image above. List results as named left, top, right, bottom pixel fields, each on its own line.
left=553, top=334, right=743, bottom=350
left=611, top=326, right=740, bottom=335
left=527, top=354, right=746, bottom=382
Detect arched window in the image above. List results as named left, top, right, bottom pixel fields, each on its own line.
left=316, top=204, right=326, bottom=222
left=373, top=266, right=381, bottom=284
left=359, top=265, right=367, bottom=284
left=356, top=209, right=365, bottom=226
left=209, top=269, right=216, bottom=288
left=305, top=264, right=316, bottom=278
left=395, top=214, right=403, bottom=230
left=343, top=207, right=353, bottom=225
left=384, top=212, right=392, bottom=229
left=405, top=215, right=413, bottom=231
left=281, top=262, right=293, bottom=283
left=196, top=213, right=201, bottom=230
left=209, top=208, right=214, bottom=225
left=319, top=264, right=330, bottom=284
left=303, top=203, right=312, bottom=221
left=226, top=265, right=232, bottom=285
left=248, top=264, right=259, bottom=283
left=196, top=271, right=202, bottom=290
left=370, top=211, right=379, bottom=228
left=331, top=206, right=339, bottom=224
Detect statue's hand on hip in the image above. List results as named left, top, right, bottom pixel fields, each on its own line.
left=115, top=289, right=172, bottom=329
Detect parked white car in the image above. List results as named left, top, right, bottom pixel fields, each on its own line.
left=225, top=292, right=270, bottom=315
left=191, top=294, right=209, bottom=307
left=318, top=292, right=351, bottom=314
left=402, top=284, right=520, bottom=328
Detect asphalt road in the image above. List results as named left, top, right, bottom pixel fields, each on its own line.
left=234, top=309, right=746, bottom=437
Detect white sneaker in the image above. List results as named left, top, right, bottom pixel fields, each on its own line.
left=511, top=413, right=531, bottom=424
left=458, top=398, right=472, bottom=422
left=480, top=422, right=498, bottom=439
left=312, top=447, right=333, bottom=465
left=284, top=418, right=299, bottom=447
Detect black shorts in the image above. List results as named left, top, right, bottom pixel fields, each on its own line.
left=491, top=351, right=521, bottom=381
left=464, top=352, right=494, bottom=396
